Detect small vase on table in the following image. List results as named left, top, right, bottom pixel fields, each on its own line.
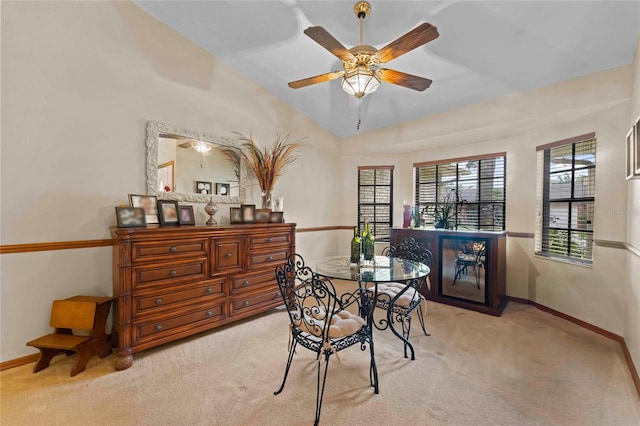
left=204, top=197, right=218, bottom=226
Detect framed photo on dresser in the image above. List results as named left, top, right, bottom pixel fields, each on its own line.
left=157, top=200, right=179, bottom=226
left=241, top=204, right=256, bottom=223
left=178, top=205, right=195, bottom=226
left=115, top=207, right=146, bottom=228
left=230, top=207, right=243, bottom=224
left=129, top=194, right=159, bottom=224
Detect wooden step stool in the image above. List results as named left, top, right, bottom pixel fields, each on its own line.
left=26, top=296, right=114, bottom=376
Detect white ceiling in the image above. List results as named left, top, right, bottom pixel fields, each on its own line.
left=133, top=1, right=640, bottom=138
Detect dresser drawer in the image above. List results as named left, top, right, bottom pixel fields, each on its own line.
left=231, top=270, right=277, bottom=295
left=248, top=233, right=291, bottom=250
left=211, top=237, right=245, bottom=275
left=248, top=249, right=289, bottom=271
left=132, top=238, right=207, bottom=263
left=132, top=259, right=207, bottom=290
left=231, top=288, right=282, bottom=317
left=133, top=300, right=226, bottom=344
left=133, top=280, right=225, bottom=317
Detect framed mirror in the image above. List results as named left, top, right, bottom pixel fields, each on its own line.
left=146, top=121, right=247, bottom=203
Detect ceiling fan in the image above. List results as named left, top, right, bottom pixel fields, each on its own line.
left=288, top=1, right=439, bottom=99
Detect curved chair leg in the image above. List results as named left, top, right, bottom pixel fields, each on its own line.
left=70, top=345, right=92, bottom=377
left=314, top=352, right=331, bottom=426
left=274, top=340, right=297, bottom=395
left=368, top=338, right=379, bottom=394
left=402, top=315, right=412, bottom=359
left=417, top=304, right=430, bottom=337
left=32, top=348, right=60, bottom=373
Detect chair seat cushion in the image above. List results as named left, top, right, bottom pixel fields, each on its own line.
left=368, top=282, right=424, bottom=308
left=296, top=308, right=365, bottom=339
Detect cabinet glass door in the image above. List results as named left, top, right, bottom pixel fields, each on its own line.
left=440, top=237, right=487, bottom=304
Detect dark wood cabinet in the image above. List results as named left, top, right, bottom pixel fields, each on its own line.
left=390, top=228, right=506, bottom=316
left=111, top=223, right=296, bottom=370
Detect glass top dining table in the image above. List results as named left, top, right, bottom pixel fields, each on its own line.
left=315, top=255, right=430, bottom=283
left=315, top=255, right=431, bottom=360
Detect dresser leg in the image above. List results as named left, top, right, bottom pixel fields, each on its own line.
left=115, top=352, right=133, bottom=370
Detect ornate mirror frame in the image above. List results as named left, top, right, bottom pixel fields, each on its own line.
left=146, top=121, right=247, bottom=203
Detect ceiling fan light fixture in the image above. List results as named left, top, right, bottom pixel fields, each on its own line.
left=341, top=68, right=380, bottom=99
left=193, top=141, right=212, bottom=154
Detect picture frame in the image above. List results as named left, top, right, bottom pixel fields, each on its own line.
left=269, top=211, right=284, bottom=223
left=129, top=194, right=159, bottom=224
left=157, top=200, right=180, bottom=226
left=216, top=183, right=231, bottom=196
left=195, top=181, right=212, bottom=195
left=178, top=205, right=196, bottom=226
left=115, top=207, right=147, bottom=228
left=627, top=127, right=635, bottom=180
left=635, top=116, right=640, bottom=175
left=241, top=204, right=256, bottom=223
left=230, top=207, right=243, bottom=224
left=255, top=208, right=271, bottom=223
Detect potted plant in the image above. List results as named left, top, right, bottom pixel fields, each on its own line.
left=235, top=132, right=302, bottom=209
left=425, top=189, right=463, bottom=229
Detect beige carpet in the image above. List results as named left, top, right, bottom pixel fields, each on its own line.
left=1, top=294, right=639, bottom=426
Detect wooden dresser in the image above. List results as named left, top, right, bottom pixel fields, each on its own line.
left=111, top=223, right=295, bottom=370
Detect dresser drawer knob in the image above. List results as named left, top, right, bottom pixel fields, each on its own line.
left=267, top=238, right=273, bottom=243
left=206, top=311, right=213, bottom=317
left=242, top=301, right=249, bottom=307
left=242, top=280, right=249, bottom=287
left=266, top=256, right=273, bottom=262
left=205, top=287, right=213, bottom=294
left=155, top=298, right=163, bottom=305
left=169, top=270, right=177, bottom=277
left=155, top=324, right=163, bottom=332
left=169, top=246, right=178, bottom=253
left=225, top=252, right=233, bottom=258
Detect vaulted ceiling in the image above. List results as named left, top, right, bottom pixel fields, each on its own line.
left=133, top=1, right=640, bottom=138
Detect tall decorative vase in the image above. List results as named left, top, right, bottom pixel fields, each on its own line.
left=403, top=204, right=412, bottom=228
left=204, top=198, right=218, bottom=226
left=261, top=190, right=272, bottom=209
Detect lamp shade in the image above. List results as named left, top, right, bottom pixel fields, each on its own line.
left=341, top=68, right=380, bottom=99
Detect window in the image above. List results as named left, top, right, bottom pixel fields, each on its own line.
left=535, top=133, right=596, bottom=264
left=414, top=154, right=506, bottom=231
left=358, top=166, right=393, bottom=240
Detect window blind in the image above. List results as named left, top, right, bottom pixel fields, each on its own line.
left=414, top=154, right=506, bottom=231
left=535, top=136, right=596, bottom=263
left=358, top=166, right=393, bottom=239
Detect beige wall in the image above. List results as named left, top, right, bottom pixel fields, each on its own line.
left=625, top=35, right=640, bottom=378
left=1, top=0, right=638, bottom=374
left=0, top=1, right=341, bottom=361
left=339, top=66, right=633, bottom=337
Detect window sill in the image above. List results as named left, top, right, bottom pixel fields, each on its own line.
left=533, top=253, right=593, bottom=269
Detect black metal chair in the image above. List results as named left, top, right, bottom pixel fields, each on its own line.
left=370, top=237, right=432, bottom=358
left=452, top=240, right=486, bottom=289
left=274, top=254, right=378, bottom=426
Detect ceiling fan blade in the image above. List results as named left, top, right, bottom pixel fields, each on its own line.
left=378, top=68, right=432, bottom=91
left=376, top=23, right=439, bottom=63
left=288, top=71, right=344, bottom=89
left=303, top=26, right=355, bottom=61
